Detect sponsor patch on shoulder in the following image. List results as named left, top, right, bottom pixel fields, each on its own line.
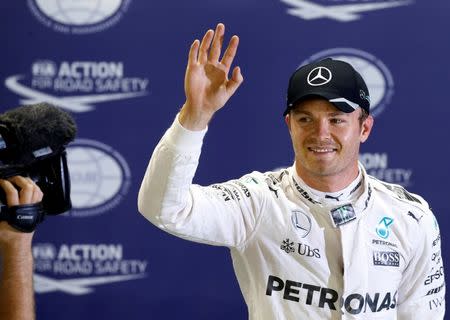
left=373, top=251, right=400, bottom=267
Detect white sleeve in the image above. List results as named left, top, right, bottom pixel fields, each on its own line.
left=397, top=209, right=446, bottom=319
left=137, top=114, right=265, bottom=248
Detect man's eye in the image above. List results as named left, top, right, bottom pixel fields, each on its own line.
left=331, top=118, right=345, bottom=124
left=298, top=117, right=311, bottom=123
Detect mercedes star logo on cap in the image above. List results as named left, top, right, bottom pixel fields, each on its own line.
left=307, top=67, right=332, bottom=86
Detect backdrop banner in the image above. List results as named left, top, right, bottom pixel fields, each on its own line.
left=0, top=1, right=448, bottom=319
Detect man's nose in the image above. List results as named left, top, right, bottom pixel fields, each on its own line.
left=313, top=119, right=331, bottom=138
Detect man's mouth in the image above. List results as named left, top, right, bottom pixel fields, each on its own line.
left=307, top=147, right=337, bottom=153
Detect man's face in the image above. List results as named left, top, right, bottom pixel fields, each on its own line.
left=285, top=98, right=373, bottom=189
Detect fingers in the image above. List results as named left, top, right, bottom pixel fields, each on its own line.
left=226, top=66, right=244, bottom=96
left=195, top=23, right=238, bottom=68
left=27, top=178, right=43, bottom=203
left=221, top=35, right=239, bottom=70
left=187, top=39, right=200, bottom=67
left=9, top=177, right=34, bottom=205
left=0, top=179, right=19, bottom=207
left=198, top=29, right=214, bottom=65
left=0, top=176, right=43, bottom=207
left=208, top=23, right=225, bottom=63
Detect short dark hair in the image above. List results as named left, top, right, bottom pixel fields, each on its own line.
left=358, top=108, right=369, bottom=126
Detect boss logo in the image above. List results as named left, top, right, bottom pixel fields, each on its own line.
left=373, top=251, right=400, bottom=267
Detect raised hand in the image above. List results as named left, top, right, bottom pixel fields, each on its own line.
left=180, top=23, right=244, bottom=130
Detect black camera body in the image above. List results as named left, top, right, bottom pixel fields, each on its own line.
left=23, top=151, right=72, bottom=215
left=0, top=103, right=76, bottom=231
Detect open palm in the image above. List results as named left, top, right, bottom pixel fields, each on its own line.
left=182, top=24, right=243, bottom=127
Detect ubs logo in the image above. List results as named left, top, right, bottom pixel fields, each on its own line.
left=280, top=239, right=321, bottom=258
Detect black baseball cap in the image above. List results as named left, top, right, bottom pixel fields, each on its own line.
left=284, top=58, right=370, bottom=116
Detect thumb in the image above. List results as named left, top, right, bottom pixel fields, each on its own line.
left=226, top=66, right=244, bottom=96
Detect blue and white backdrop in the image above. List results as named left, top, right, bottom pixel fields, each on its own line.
left=0, top=1, right=448, bottom=319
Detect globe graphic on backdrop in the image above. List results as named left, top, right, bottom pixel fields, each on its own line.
left=66, top=141, right=126, bottom=209
left=302, top=49, right=394, bottom=117
left=330, top=55, right=386, bottom=113
left=35, top=0, right=123, bottom=25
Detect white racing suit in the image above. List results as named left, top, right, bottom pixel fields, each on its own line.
left=138, top=116, right=446, bottom=319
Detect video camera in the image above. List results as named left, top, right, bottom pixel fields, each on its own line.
left=0, top=103, right=77, bottom=232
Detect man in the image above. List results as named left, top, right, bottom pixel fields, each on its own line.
left=0, top=177, right=43, bottom=320
left=138, top=23, right=445, bottom=319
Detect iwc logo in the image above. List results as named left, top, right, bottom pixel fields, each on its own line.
left=302, top=48, right=394, bottom=117
left=65, top=139, right=131, bottom=217
left=27, top=0, right=131, bottom=34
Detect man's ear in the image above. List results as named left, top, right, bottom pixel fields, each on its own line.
left=285, top=114, right=291, bottom=133
left=360, top=115, right=374, bottom=143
